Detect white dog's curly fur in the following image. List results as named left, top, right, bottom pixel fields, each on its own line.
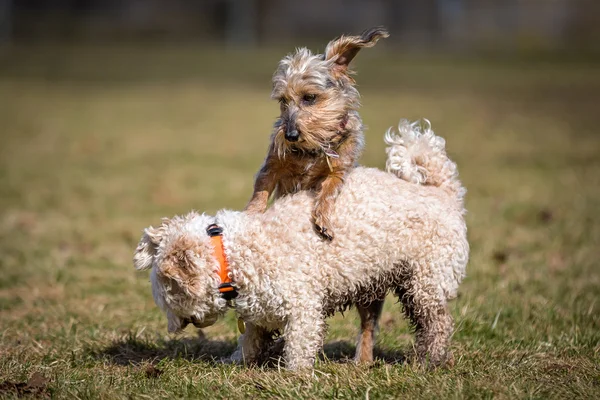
left=134, top=119, right=468, bottom=370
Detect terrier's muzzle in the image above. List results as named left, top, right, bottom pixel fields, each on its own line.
left=285, top=116, right=300, bottom=142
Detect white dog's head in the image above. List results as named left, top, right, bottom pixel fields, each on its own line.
left=133, top=212, right=227, bottom=333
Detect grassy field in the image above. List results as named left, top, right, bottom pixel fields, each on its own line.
left=0, top=43, right=599, bottom=399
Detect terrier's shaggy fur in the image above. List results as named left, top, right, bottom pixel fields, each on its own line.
left=134, top=120, right=468, bottom=370
left=245, top=27, right=389, bottom=241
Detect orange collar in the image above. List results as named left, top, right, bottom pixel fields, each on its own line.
left=206, top=224, right=237, bottom=300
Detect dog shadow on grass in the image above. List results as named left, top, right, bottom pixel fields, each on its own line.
left=92, top=332, right=237, bottom=366
left=93, top=333, right=406, bottom=367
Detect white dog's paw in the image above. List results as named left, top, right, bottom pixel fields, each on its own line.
left=224, top=350, right=244, bottom=365
left=217, top=355, right=241, bottom=365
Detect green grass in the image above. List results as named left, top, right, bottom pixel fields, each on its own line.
left=0, top=43, right=599, bottom=399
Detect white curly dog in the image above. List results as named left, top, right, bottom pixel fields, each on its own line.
left=134, top=120, right=468, bottom=370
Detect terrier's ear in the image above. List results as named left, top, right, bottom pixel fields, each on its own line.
left=133, top=226, right=163, bottom=271
left=324, top=26, right=389, bottom=73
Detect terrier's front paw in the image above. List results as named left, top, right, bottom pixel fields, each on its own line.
left=313, top=216, right=334, bottom=241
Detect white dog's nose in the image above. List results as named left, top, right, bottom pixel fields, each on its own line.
left=189, top=315, right=217, bottom=328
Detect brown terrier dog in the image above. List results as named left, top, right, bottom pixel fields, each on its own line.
left=245, top=27, right=389, bottom=240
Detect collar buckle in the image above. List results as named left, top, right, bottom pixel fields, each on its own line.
left=207, top=224, right=223, bottom=236
left=218, top=282, right=238, bottom=301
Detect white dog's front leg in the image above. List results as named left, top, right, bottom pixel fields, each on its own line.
left=283, top=307, right=326, bottom=370
left=229, top=322, right=270, bottom=365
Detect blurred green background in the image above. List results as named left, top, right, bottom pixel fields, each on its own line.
left=0, top=1, right=599, bottom=398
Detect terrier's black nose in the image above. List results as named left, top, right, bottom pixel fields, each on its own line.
left=285, top=129, right=300, bottom=142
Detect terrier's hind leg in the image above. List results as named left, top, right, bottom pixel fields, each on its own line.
left=354, top=299, right=384, bottom=363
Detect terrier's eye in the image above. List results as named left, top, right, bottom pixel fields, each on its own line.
left=302, top=94, right=317, bottom=105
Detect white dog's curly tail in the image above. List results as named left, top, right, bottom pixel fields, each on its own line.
left=384, top=119, right=466, bottom=204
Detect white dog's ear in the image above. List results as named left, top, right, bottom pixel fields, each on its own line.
left=133, top=226, right=163, bottom=271
left=166, top=309, right=186, bottom=333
